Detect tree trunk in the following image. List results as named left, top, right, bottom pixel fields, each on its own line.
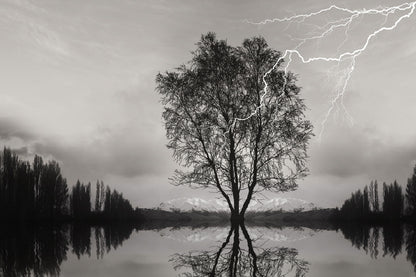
left=230, top=210, right=244, bottom=224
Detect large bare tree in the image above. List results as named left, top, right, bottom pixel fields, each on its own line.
left=156, top=33, right=313, bottom=222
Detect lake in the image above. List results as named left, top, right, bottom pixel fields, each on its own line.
left=1, top=222, right=415, bottom=276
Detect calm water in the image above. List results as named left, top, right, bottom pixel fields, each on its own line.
left=1, top=223, right=415, bottom=276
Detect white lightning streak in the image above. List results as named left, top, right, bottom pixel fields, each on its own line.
left=230, top=2, right=416, bottom=140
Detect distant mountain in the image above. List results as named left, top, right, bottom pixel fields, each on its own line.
left=248, top=198, right=317, bottom=212
left=159, top=197, right=229, bottom=213
left=158, top=197, right=317, bottom=213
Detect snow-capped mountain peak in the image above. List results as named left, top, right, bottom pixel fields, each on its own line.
left=158, top=197, right=229, bottom=212
left=248, top=197, right=316, bottom=212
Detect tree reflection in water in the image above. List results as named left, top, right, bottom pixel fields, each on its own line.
left=0, top=223, right=135, bottom=276
left=170, top=222, right=309, bottom=277
left=172, top=222, right=416, bottom=276
left=406, top=224, right=416, bottom=272
left=339, top=223, right=416, bottom=272
left=1, top=222, right=416, bottom=276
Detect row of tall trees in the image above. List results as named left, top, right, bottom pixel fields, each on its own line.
left=383, top=181, right=404, bottom=219
left=70, top=180, right=135, bottom=220
left=0, top=148, right=69, bottom=220
left=70, top=181, right=91, bottom=219
left=406, top=166, right=416, bottom=217
left=336, top=166, right=416, bottom=221
left=0, top=147, right=135, bottom=221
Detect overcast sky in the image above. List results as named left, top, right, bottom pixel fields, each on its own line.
left=1, top=0, right=416, bottom=208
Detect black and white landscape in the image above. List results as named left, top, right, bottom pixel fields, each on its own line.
left=1, top=0, right=416, bottom=276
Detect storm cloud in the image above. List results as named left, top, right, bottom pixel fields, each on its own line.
left=311, top=125, right=416, bottom=182
left=0, top=117, right=35, bottom=141
left=1, top=0, right=416, bottom=207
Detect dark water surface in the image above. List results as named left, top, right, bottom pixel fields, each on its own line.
left=1, top=222, right=415, bottom=276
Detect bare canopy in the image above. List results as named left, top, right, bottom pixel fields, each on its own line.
left=156, top=33, right=313, bottom=220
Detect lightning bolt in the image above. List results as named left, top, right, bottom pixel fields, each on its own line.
left=227, top=2, right=416, bottom=140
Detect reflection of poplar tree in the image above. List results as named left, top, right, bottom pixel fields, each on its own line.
left=340, top=224, right=404, bottom=260
left=406, top=225, right=416, bottom=273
